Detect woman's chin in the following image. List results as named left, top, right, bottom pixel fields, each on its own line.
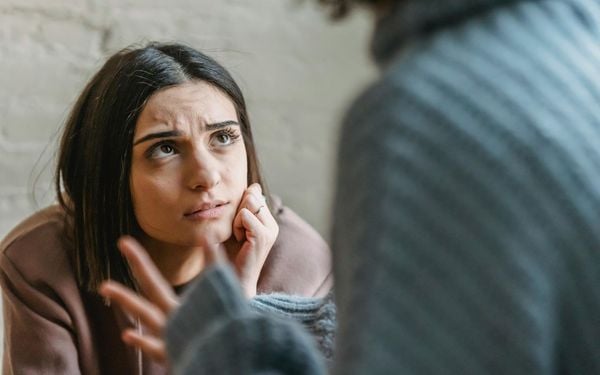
left=189, top=227, right=232, bottom=247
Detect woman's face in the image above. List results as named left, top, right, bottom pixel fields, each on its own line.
left=130, top=81, right=248, bottom=248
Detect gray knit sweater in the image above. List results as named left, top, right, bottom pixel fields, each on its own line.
left=166, top=0, right=600, bottom=373
left=166, top=266, right=331, bottom=374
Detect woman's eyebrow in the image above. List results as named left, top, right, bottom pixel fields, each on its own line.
left=133, top=130, right=182, bottom=145
left=205, top=120, right=239, bottom=131
left=133, top=121, right=239, bottom=145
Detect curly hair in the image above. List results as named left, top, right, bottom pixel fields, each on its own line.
left=317, top=0, right=390, bottom=19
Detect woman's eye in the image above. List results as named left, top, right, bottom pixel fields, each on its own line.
left=216, top=133, right=231, bottom=145
left=211, top=128, right=240, bottom=147
left=159, top=144, right=174, bottom=154
left=148, top=143, right=176, bottom=158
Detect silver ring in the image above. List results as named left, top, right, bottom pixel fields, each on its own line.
left=254, top=205, right=265, bottom=215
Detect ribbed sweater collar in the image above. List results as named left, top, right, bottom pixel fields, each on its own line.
left=370, top=0, right=533, bottom=66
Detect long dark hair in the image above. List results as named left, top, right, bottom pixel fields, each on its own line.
left=55, top=42, right=267, bottom=292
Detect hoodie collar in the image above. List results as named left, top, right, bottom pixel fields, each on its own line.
left=370, top=0, right=532, bottom=67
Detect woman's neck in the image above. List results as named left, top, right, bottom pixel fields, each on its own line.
left=139, top=237, right=206, bottom=286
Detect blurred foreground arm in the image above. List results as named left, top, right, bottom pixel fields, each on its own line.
left=166, top=265, right=327, bottom=375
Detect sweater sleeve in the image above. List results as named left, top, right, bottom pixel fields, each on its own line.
left=0, top=253, right=82, bottom=375
left=165, top=265, right=327, bottom=375
left=250, top=293, right=336, bottom=360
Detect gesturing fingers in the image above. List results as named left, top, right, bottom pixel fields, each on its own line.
left=122, top=329, right=167, bottom=363
left=99, top=281, right=166, bottom=335
left=117, top=236, right=179, bottom=313
left=99, top=237, right=180, bottom=366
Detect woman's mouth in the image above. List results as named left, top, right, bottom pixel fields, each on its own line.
left=184, top=202, right=229, bottom=220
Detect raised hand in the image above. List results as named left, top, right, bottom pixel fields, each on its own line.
left=98, top=236, right=180, bottom=364
left=99, top=236, right=229, bottom=363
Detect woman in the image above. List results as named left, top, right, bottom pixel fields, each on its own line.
left=0, top=43, right=333, bottom=375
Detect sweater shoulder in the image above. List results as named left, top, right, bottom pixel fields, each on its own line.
left=0, top=205, right=74, bottom=287
left=259, top=197, right=332, bottom=297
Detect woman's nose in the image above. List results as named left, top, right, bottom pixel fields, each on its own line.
left=187, top=151, right=220, bottom=190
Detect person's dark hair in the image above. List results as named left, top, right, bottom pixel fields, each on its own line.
left=55, top=42, right=267, bottom=292
left=318, top=0, right=390, bottom=19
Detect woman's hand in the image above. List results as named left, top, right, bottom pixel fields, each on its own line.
left=231, top=183, right=279, bottom=298
left=98, top=236, right=180, bottom=364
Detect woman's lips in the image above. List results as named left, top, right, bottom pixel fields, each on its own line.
left=184, top=202, right=228, bottom=220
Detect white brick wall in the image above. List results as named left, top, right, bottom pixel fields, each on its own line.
left=0, top=0, right=375, bottom=369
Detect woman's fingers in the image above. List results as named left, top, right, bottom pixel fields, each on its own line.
left=99, top=281, right=165, bottom=335
left=122, top=329, right=167, bottom=363
left=253, top=201, right=278, bottom=230
left=117, top=236, right=179, bottom=313
left=234, top=208, right=279, bottom=298
left=233, top=195, right=264, bottom=240
left=229, top=183, right=279, bottom=297
left=233, top=184, right=265, bottom=241
left=246, top=183, right=263, bottom=198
